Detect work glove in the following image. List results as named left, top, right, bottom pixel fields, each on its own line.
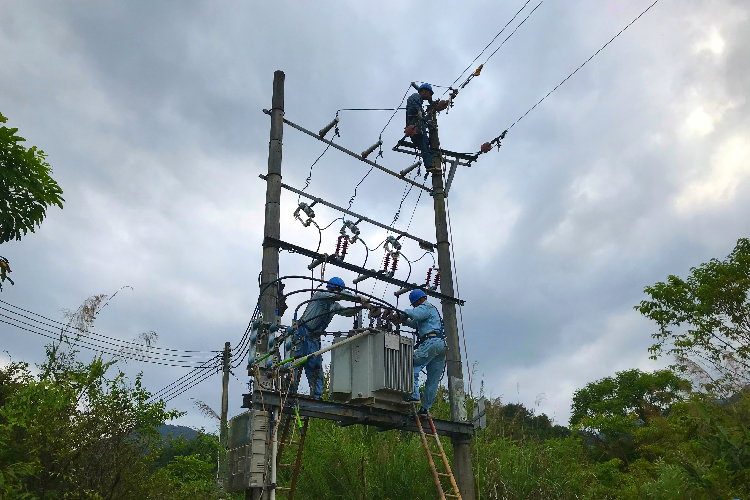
left=434, top=100, right=449, bottom=111
left=404, top=125, right=417, bottom=137
left=480, top=142, right=492, bottom=153
left=391, top=311, right=402, bottom=325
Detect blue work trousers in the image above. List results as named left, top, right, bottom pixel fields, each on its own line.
left=411, top=133, right=434, bottom=170
left=411, top=337, right=446, bottom=411
left=292, top=326, right=324, bottom=399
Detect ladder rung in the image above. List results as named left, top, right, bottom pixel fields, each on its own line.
left=282, top=440, right=299, bottom=446
left=437, top=472, right=451, bottom=477
left=424, top=433, right=437, bottom=438
left=276, top=487, right=290, bottom=491
left=445, top=494, right=460, bottom=498
left=432, top=452, right=443, bottom=457
left=279, top=463, right=295, bottom=468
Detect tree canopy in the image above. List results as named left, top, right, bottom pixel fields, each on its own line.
left=0, top=111, right=64, bottom=244
left=636, top=238, right=750, bottom=394
left=570, top=369, right=690, bottom=427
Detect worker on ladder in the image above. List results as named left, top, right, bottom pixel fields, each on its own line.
left=293, top=277, right=363, bottom=399
left=400, top=289, right=446, bottom=416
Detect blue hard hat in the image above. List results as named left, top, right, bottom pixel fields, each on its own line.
left=418, top=83, right=433, bottom=94
left=327, top=277, right=345, bottom=290
left=409, top=289, right=427, bottom=305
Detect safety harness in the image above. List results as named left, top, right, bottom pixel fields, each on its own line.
left=414, top=303, right=446, bottom=350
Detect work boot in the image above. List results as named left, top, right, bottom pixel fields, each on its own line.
left=417, top=407, right=429, bottom=417
left=404, top=395, right=420, bottom=403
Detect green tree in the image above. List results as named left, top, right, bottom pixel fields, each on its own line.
left=0, top=352, right=182, bottom=499
left=0, top=111, right=64, bottom=290
left=636, top=238, right=750, bottom=394
left=0, top=112, right=64, bottom=243
left=0, top=294, right=233, bottom=499
left=570, top=369, right=690, bottom=466
left=570, top=369, right=690, bottom=426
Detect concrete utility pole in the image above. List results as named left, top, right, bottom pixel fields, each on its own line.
left=249, top=70, right=285, bottom=500
left=219, top=341, right=230, bottom=493
left=428, top=108, right=476, bottom=500
left=260, top=70, right=284, bottom=327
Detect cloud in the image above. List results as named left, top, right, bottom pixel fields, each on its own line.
left=2, top=0, right=750, bottom=432
left=484, top=310, right=668, bottom=424
left=694, top=26, right=727, bottom=56
left=674, top=134, right=750, bottom=212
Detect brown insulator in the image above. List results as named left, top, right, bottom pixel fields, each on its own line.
left=341, top=239, right=349, bottom=259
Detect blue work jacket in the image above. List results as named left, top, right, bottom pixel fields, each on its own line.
left=406, top=93, right=425, bottom=132
left=298, top=289, right=357, bottom=334
left=402, top=301, right=443, bottom=340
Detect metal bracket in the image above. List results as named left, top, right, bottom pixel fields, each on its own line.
left=244, top=390, right=474, bottom=438
left=259, top=175, right=435, bottom=251
left=263, top=236, right=465, bottom=306
left=392, top=139, right=478, bottom=166
left=444, top=159, right=459, bottom=198
left=263, top=110, right=430, bottom=193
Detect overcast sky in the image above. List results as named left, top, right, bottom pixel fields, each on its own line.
left=1, top=0, right=749, bottom=429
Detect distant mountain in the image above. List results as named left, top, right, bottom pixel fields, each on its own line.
left=157, top=424, right=201, bottom=441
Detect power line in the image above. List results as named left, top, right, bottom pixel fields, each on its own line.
left=480, top=2, right=544, bottom=70
left=337, top=108, right=405, bottom=112
left=0, top=299, right=216, bottom=355
left=0, top=316, right=218, bottom=368
left=346, top=166, right=374, bottom=210
left=346, top=85, right=414, bottom=211
left=405, top=179, right=426, bottom=232
left=390, top=165, right=423, bottom=227
left=148, top=360, right=221, bottom=401
left=0, top=306, right=210, bottom=360
left=164, top=369, right=217, bottom=403
left=445, top=0, right=534, bottom=93
left=505, top=0, right=661, bottom=132
left=380, top=85, right=413, bottom=137
left=153, top=365, right=220, bottom=403
left=299, top=143, right=332, bottom=203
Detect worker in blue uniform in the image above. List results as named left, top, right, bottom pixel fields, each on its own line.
left=293, top=277, right=362, bottom=399
left=404, top=83, right=448, bottom=173
left=400, top=289, right=446, bottom=415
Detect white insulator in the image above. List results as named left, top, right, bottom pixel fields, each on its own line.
left=400, top=161, right=420, bottom=177
left=353, top=273, right=370, bottom=284
left=361, top=139, right=383, bottom=159
left=318, top=116, right=339, bottom=138
left=394, top=287, right=411, bottom=297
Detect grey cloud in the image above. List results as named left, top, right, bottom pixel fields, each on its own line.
left=1, top=0, right=749, bottom=427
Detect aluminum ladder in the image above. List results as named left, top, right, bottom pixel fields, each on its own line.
left=413, top=406, right=462, bottom=500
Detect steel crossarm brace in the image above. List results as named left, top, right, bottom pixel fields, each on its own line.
left=246, top=390, right=474, bottom=438
left=263, top=236, right=465, bottom=305
left=392, top=139, right=479, bottom=166
left=259, top=174, right=435, bottom=251
left=262, top=109, right=430, bottom=193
